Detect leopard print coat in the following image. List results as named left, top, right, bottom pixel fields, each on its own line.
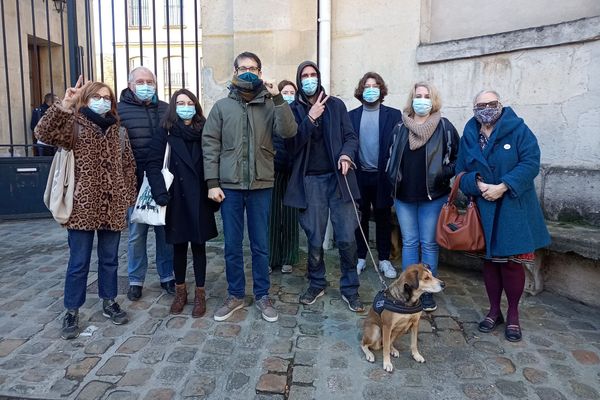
left=35, top=104, right=137, bottom=231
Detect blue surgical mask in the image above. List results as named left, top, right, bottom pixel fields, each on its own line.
left=363, top=87, right=380, bottom=103
left=88, top=98, right=111, bottom=115
left=176, top=105, right=196, bottom=121
left=301, top=77, right=318, bottom=96
left=238, top=72, right=259, bottom=83
left=135, top=84, right=156, bottom=101
left=412, top=98, right=432, bottom=116
left=282, top=94, right=295, bottom=104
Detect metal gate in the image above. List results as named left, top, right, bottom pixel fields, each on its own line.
left=0, top=0, right=202, bottom=218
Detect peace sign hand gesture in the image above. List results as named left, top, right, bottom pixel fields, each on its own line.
left=62, top=75, right=90, bottom=110
left=308, top=91, right=329, bottom=121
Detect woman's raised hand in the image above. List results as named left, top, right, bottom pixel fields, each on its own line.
left=62, top=75, right=90, bottom=109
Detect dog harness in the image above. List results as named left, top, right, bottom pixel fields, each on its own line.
left=372, top=290, right=423, bottom=315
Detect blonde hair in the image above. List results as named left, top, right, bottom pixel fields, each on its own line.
left=403, top=82, right=442, bottom=116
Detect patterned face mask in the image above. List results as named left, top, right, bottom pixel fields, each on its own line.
left=473, top=104, right=502, bottom=125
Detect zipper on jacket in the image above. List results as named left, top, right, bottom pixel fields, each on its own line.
left=425, top=144, right=432, bottom=200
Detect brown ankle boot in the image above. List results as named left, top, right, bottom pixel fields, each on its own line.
left=170, top=283, right=187, bottom=314
left=192, top=287, right=206, bottom=318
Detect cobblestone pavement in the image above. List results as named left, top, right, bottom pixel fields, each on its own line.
left=0, top=218, right=599, bottom=400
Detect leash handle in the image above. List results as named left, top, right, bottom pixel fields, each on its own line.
left=343, top=173, right=388, bottom=290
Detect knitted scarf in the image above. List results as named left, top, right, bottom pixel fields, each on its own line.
left=230, top=75, right=264, bottom=103
left=402, top=111, right=441, bottom=150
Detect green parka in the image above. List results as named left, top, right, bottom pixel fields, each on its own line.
left=202, top=89, right=298, bottom=190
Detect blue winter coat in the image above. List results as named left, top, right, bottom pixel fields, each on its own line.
left=283, top=96, right=360, bottom=209
left=456, top=107, right=550, bottom=258
left=349, top=104, right=402, bottom=208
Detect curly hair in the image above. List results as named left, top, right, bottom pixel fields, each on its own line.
left=354, top=72, right=388, bottom=103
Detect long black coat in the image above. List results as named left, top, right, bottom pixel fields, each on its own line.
left=349, top=104, right=402, bottom=208
left=146, top=125, right=218, bottom=245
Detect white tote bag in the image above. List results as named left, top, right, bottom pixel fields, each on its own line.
left=43, top=148, right=75, bottom=224
left=130, top=143, right=174, bottom=226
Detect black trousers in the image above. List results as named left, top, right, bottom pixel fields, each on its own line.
left=355, top=170, right=392, bottom=261
left=173, top=242, right=206, bottom=287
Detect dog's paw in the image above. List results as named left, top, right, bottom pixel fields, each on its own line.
left=383, top=361, right=394, bottom=372
left=412, top=353, right=425, bottom=363
left=390, top=348, right=400, bottom=358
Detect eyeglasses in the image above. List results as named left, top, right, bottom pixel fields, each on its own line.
left=91, top=94, right=112, bottom=102
left=474, top=100, right=500, bottom=109
left=236, top=66, right=260, bottom=73
left=364, top=84, right=380, bottom=89
left=134, top=79, right=155, bottom=86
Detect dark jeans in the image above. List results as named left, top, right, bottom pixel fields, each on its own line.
left=299, top=173, right=360, bottom=297
left=173, top=242, right=206, bottom=287
left=221, top=188, right=272, bottom=299
left=355, top=170, right=392, bottom=260
left=64, top=229, right=121, bottom=310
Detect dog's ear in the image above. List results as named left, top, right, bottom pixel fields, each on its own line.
left=405, top=268, right=419, bottom=290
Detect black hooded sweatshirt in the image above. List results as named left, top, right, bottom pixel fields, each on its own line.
left=295, top=61, right=333, bottom=175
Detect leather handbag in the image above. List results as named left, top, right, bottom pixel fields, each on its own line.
left=436, top=172, right=485, bottom=251
left=43, top=123, right=78, bottom=224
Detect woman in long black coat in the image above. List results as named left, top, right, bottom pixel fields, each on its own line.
left=146, top=88, right=219, bottom=318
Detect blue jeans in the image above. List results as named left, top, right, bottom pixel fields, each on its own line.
left=393, top=196, right=446, bottom=275
left=221, top=188, right=272, bottom=299
left=299, top=173, right=360, bottom=297
left=64, top=229, right=121, bottom=309
left=127, top=207, right=174, bottom=286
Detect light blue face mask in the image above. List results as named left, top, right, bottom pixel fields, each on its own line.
left=88, top=98, right=111, bottom=115
left=412, top=98, right=432, bottom=116
left=176, top=105, right=196, bottom=120
left=363, top=87, right=380, bottom=103
left=301, top=77, right=318, bottom=96
left=135, top=84, right=156, bottom=101
left=282, top=94, right=295, bottom=104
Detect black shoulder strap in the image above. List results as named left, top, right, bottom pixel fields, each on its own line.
left=441, top=118, right=451, bottom=165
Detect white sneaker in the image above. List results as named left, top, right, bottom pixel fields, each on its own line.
left=379, top=260, right=397, bottom=279
left=356, top=258, right=367, bottom=275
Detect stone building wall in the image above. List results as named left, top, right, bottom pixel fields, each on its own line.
left=200, top=0, right=600, bottom=225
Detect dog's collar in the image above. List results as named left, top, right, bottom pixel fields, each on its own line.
left=372, top=290, right=423, bottom=315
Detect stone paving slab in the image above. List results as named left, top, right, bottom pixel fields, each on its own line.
left=0, top=218, right=599, bottom=399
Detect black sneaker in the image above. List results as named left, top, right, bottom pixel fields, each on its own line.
left=127, top=285, right=142, bottom=301
left=102, top=300, right=129, bottom=325
left=161, top=279, right=176, bottom=295
left=61, top=310, right=80, bottom=340
left=299, top=287, right=325, bottom=305
left=341, top=294, right=365, bottom=312
left=421, top=293, right=437, bottom=312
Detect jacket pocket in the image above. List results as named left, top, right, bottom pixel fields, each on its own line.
left=255, top=145, right=275, bottom=182
left=219, top=148, right=241, bottom=184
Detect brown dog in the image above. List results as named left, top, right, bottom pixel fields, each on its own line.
left=360, top=263, right=445, bottom=372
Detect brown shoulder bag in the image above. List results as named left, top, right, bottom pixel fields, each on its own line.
left=435, top=172, right=485, bottom=251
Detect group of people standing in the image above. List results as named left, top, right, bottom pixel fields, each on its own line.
left=35, top=51, right=549, bottom=344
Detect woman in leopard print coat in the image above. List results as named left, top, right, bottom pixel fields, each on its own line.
left=35, top=77, right=137, bottom=340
